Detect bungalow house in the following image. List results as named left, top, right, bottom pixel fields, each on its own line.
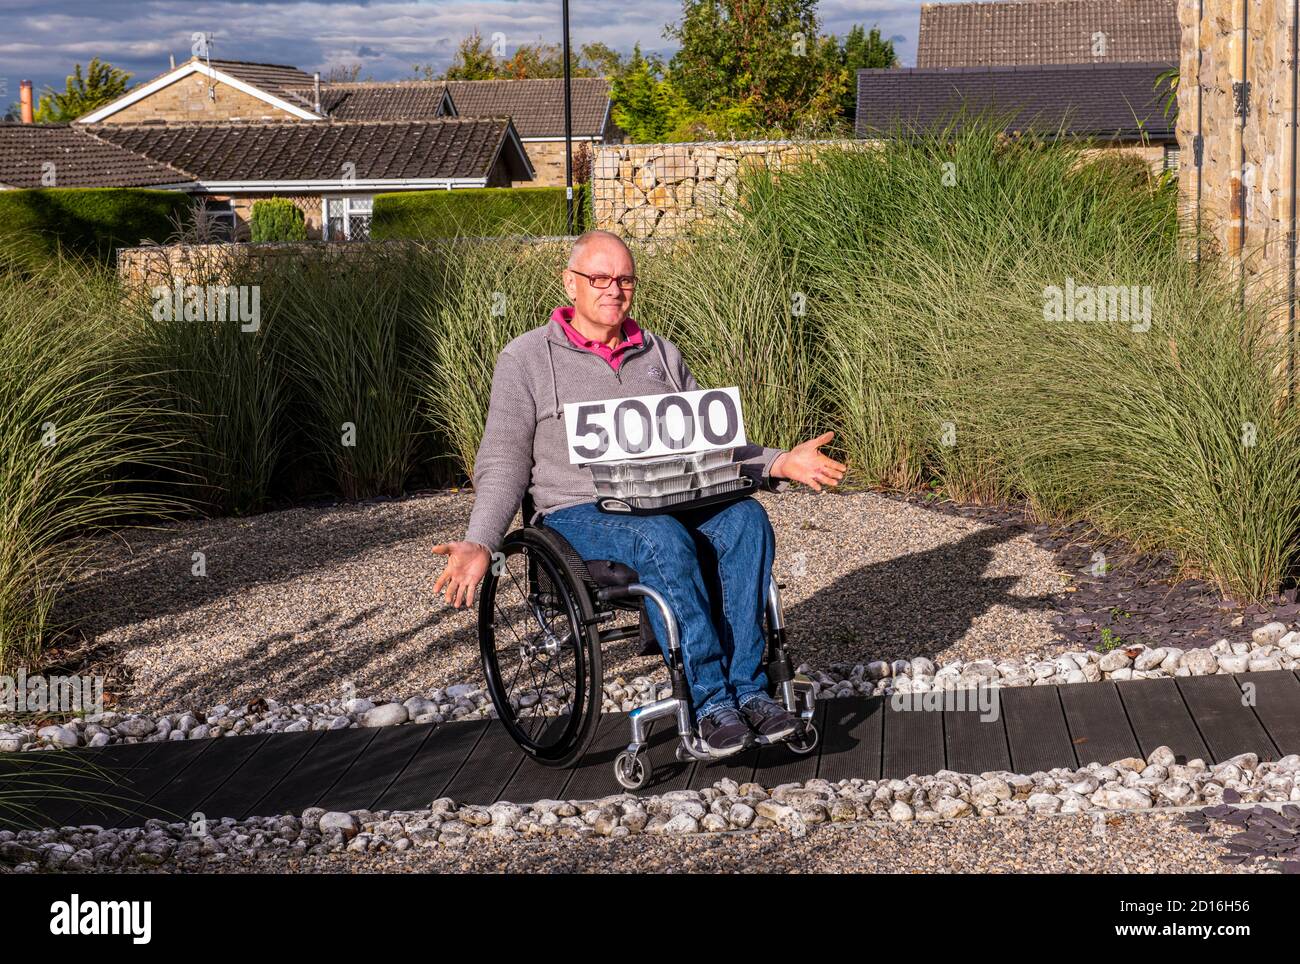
left=855, top=61, right=1177, bottom=171
left=0, top=117, right=534, bottom=239
left=73, top=57, right=619, bottom=187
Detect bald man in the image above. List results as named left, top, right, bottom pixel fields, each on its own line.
left=433, top=230, right=845, bottom=758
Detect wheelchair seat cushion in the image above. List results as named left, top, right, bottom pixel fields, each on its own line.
left=584, top=558, right=640, bottom=589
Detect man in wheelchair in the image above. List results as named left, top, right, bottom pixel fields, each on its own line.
left=433, top=230, right=846, bottom=760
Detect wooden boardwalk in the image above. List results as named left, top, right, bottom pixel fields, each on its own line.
left=4, top=671, right=1300, bottom=831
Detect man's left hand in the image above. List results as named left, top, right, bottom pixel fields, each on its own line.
left=770, top=431, right=847, bottom=492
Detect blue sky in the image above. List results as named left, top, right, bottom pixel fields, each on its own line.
left=0, top=0, right=923, bottom=107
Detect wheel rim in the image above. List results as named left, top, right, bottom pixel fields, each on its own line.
left=480, top=535, right=593, bottom=760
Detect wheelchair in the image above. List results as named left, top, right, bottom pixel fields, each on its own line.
left=477, top=491, right=818, bottom=790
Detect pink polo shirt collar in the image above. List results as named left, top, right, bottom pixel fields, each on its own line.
left=549, top=305, right=643, bottom=372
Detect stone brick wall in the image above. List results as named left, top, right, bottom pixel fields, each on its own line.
left=1178, top=0, right=1299, bottom=350
left=516, top=138, right=607, bottom=187
left=592, top=139, right=872, bottom=239
left=99, top=75, right=299, bottom=123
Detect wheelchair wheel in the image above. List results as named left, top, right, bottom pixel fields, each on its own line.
left=478, top=527, right=603, bottom=768
left=787, top=722, right=819, bottom=755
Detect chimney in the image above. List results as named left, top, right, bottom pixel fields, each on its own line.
left=170, top=53, right=176, bottom=70
left=19, top=80, right=33, bottom=123
left=313, top=72, right=321, bottom=114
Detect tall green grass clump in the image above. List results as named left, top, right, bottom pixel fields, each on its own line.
left=417, top=238, right=569, bottom=478
left=0, top=242, right=186, bottom=668
left=665, top=119, right=1298, bottom=599
left=124, top=246, right=284, bottom=515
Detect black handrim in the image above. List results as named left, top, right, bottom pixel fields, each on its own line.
left=479, top=533, right=599, bottom=763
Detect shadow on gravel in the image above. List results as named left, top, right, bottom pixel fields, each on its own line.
left=781, top=525, right=1060, bottom=666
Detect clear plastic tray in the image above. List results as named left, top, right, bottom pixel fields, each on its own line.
left=592, top=461, right=742, bottom=499
left=599, top=476, right=752, bottom=512
left=588, top=447, right=734, bottom=484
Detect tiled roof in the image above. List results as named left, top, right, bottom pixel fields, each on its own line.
left=916, top=0, right=1178, bottom=67
left=855, top=63, right=1176, bottom=139
left=444, top=78, right=610, bottom=138
left=206, top=59, right=320, bottom=101
left=85, top=118, right=529, bottom=181
left=0, top=124, right=188, bottom=188
left=281, top=81, right=450, bottom=120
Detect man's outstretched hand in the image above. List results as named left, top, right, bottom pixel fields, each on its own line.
left=431, top=541, right=491, bottom=608
left=770, top=431, right=847, bottom=492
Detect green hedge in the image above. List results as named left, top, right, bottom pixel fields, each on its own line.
left=0, top=188, right=191, bottom=268
left=371, top=185, right=589, bottom=240
left=250, top=198, right=308, bottom=242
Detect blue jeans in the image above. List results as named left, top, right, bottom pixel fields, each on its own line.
left=542, top=496, right=775, bottom=721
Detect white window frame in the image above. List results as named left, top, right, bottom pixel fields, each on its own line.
left=322, top=194, right=374, bottom=240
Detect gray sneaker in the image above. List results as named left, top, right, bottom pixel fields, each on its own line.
left=739, top=694, right=799, bottom=745
left=698, top=705, right=754, bottom=758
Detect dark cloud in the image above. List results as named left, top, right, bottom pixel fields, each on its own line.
left=0, top=0, right=923, bottom=105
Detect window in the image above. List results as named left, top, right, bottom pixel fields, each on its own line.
left=323, top=195, right=373, bottom=240
left=1163, top=144, right=1180, bottom=174
left=195, top=198, right=236, bottom=241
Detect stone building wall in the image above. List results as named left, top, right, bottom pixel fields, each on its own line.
left=97, top=76, right=299, bottom=123
left=1177, top=0, right=1299, bottom=337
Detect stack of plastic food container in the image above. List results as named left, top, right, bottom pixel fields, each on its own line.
left=589, top=447, right=754, bottom=513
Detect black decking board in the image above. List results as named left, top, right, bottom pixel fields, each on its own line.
left=1000, top=685, right=1077, bottom=773
left=101, top=738, right=216, bottom=829
left=559, top=712, right=635, bottom=801
left=1247, top=671, right=1300, bottom=755
left=373, top=720, right=487, bottom=811
left=125, top=734, right=270, bottom=827
left=882, top=692, right=945, bottom=778
left=817, top=695, right=884, bottom=782
left=13, top=673, right=1300, bottom=826
left=1, top=741, right=162, bottom=831
left=1176, top=674, right=1279, bottom=763
left=1116, top=677, right=1211, bottom=764
left=1057, top=681, right=1141, bottom=767
left=52, top=742, right=168, bottom=829
left=440, top=721, right=527, bottom=805
left=194, top=729, right=322, bottom=822
left=314, top=724, right=435, bottom=813
left=245, top=726, right=378, bottom=819
left=499, top=717, right=579, bottom=803
left=752, top=700, right=827, bottom=787
left=943, top=688, right=1011, bottom=776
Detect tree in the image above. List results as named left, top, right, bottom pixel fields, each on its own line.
left=836, top=25, right=896, bottom=119
left=420, top=32, right=621, bottom=81
left=325, top=63, right=371, bottom=83
left=664, top=0, right=848, bottom=135
left=34, top=59, right=133, bottom=122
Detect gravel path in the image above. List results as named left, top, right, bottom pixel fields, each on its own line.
left=51, top=488, right=1068, bottom=716
left=104, top=811, right=1247, bottom=874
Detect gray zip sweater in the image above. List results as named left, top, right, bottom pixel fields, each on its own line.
left=463, top=315, right=790, bottom=553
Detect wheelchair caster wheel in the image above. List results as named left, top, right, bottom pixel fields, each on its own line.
left=614, top=751, right=651, bottom=790
left=786, top=722, right=819, bottom=755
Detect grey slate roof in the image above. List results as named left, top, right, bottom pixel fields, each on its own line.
left=206, top=60, right=320, bottom=101
left=444, top=78, right=610, bottom=138
left=281, top=82, right=452, bottom=120
left=0, top=124, right=187, bottom=188
left=86, top=118, right=532, bottom=182
left=855, top=62, right=1176, bottom=140
left=916, top=0, right=1179, bottom=68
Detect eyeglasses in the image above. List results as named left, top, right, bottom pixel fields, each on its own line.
left=569, top=269, right=638, bottom=291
